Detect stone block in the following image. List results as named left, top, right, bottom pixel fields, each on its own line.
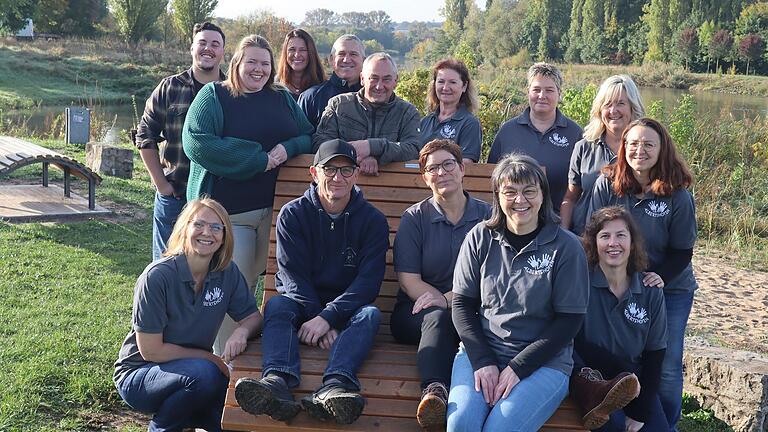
left=684, top=337, right=768, bottom=431
left=86, top=142, right=133, bottom=179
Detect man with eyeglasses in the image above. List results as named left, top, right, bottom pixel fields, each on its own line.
left=235, top=139, right=388, bottom=425
left=313, top=52, right=421, bottom=176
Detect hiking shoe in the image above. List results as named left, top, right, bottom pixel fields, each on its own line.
left=234, top=375, right=301, bottom=421
left=416, top=381, right=448, bottom=428
left=301, top=383, right=365, bottom=424
left=571, top=368, right=640, bottom=429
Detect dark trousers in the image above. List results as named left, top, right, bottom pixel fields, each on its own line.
left=390, top=300, right=460, bottom=389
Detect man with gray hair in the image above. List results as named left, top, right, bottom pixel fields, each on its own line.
left=298, top=34, right=365, bottom=128
left=314, top=52, right=421, bottom=176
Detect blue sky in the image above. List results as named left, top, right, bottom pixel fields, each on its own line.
left=214, top=0, right=485, bottom=24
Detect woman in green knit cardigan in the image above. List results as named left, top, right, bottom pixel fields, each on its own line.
left=183, top=34, right=313, bottom=356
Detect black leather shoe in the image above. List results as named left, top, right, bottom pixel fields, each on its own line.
left=235, top=375, right=301, bottom=421
left=301, top=383, right=365, bottom=424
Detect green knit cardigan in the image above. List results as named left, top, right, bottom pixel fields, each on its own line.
left=183, top=82, right=314, bottom=201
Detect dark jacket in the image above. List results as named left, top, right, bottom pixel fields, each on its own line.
left=313, top=89, right=421, bottom=165
left=298, top=73, right=362, bottom=129
left=275, top=184, right=389, bottom=328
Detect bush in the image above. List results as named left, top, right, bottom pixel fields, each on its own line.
left=560, top=84, right=597, bottom=128
left=396, top=67, right=431, bottom=115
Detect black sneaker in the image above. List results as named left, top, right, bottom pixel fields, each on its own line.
left=301, top=383, right=365, bottom=425
left=235, top=375, right=301, bottom=421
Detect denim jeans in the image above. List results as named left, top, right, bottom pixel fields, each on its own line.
left=261, top=295, right=381, bottom=390
left=447, top=346, right=569, bottom=432
left=116, top=358, right=228, bottom=432
left=659, top=290, right=694, bottom=431
left=152, top=192, right=186, bottom=261
left=390, top=302, right=460, bottom=389
left=594, top=394, right=669, bottom=432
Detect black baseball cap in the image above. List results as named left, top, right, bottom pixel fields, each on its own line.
left=313, top=139, right=358, bottom=166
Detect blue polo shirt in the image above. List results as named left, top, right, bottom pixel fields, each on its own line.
left=568, top=136, right=616, bottom=234
left=579, top=268, right=667, bottom=366
left=393, top=193, right=491, bottom=302
left=298, top=73, right=362, bottom=129
left=453, top=221, right=590, bottom=375
left=487, top=107, right=583, bottom=212
left=113, top=255, right=259, bottom=385
left=419, top=107, right=482, bottom=162
left=589, top=175, right=698, bottom=293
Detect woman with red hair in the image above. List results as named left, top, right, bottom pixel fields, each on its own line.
left=588, top=118, right=696, bottom=431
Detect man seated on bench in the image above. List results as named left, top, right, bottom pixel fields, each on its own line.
left=313, top=52, right=421, bottom=176
left=234, top=139, right=389, bottom=425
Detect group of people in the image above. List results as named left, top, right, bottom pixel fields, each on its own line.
left=114, top=21, right=697, bottom=432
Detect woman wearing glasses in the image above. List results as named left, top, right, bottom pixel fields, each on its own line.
left=391, top=139, right=490, bottom=428
left=448, top=154, right=589, bottom=432
left=114, top=198, right=262, bottom=432
left=588, top=118, right=696, bottom=431
left=183, top=34, right=313, bottom=355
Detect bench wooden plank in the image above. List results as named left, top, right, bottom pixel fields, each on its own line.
left=224, top=154, right=585, bottom=431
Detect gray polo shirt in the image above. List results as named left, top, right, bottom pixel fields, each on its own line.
left=113, top=255, right=259, bottom=385
left=568, top=137, right=616, bottom=235
left=580, top=268, right=667, bottom=366
left=419, top=107, right=483, bottom=162
left=453, top=221, right=589, bottom=375
left=487, top=108, right=583, bottom=212
left=590, top=175, right=698, bottom=293
left=393, top=193, right=491, bottom=302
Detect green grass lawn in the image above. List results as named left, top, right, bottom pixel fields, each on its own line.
left=0, top=139, right=736, bottom=431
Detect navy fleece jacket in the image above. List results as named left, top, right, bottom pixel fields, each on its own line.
left=275, top=183, right=389, bottom=329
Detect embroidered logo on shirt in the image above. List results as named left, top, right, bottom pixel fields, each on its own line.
left=343, top=247, right=357, bottom=268
left=203, top=286, right=223, bottom=307
left=524, top=250, right=557, bottom=275
left=440, top=124, right=457, bottom=139
left=624, top=302, right=649, bottom=324
left=645, top=201, right=670, bottom=218
left=549, top=133, right=570, bottom=147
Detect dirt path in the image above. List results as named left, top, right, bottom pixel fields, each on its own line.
left=690, top=256, right=768, bottom=354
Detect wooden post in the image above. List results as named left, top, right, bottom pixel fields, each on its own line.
left=42, top=162, right=49, bottom=187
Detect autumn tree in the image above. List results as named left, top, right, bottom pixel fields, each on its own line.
left=738, top=34, right=764, bottom=74
left=643, top=0, right=670, bottom=62
left=443, top=0, right=468, bottom=31
left=676, top=27, right=699, bottom=70
left=708, top=29, right=734, bottom=72
left=302, top=8, right=337, bottom=28
left=110, top=0, right=168, bottom=45
left=170, top=0, right=218, bottom=43
left=340, top=12, right=371, bottom=29
left=367, top=10, right=392, bottom=32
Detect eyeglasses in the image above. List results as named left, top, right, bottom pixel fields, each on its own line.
left=190, top=220, right=224, bottom=234
left=423, top=159, right=458, bottom=175
left=318, top=165, right=357, bottom=178
left=499, top=187, right=539, bottom=200
left=626, top=141, right=657, bottom=151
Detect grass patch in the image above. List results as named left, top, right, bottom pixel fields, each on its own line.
left=0, top=37, right=188, bottom=110
left=679, top=394, right=734, bottom=432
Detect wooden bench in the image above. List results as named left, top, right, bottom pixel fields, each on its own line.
left=222, top=154, right=586, bottom=431
left=0, top=135, right=102, bottom=209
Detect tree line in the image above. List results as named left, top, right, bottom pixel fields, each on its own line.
left=1, top=0, right=767, bottom=76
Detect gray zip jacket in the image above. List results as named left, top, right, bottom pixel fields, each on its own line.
left=313, top=89, right=421, bottom=164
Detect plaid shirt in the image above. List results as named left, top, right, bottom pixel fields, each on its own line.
left=135, top=68, right=225, bottom=195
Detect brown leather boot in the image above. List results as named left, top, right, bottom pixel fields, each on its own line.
left=570, top=367, right=640, bottom=429
left=416, top=381, right=448, bottom=428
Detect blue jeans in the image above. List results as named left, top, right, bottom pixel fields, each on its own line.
left=116, top=358, right=228, bottom=432
left=152, top=191, right=186, bottom=261
left=261, top=295, right=381, bottom=390
left=659, top=290, right=694, bottom=431
left=447, top=346, right=569, bottom=432
left=594, top=395, right=668, bottom=432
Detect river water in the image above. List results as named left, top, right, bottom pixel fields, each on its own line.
left=2, top=87, right=766, bottom=138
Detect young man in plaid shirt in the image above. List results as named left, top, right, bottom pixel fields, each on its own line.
left=135, top=22, right=226, bottom=261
